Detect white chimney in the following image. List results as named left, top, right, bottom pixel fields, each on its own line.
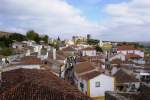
left=53, top=48, right=56, bottom=60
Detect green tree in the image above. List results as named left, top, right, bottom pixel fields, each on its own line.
left=0, top=48, right=13, bottom=56
left=26, top=30, right=40, bottom=43
left=41, top=35, right=49, bottom=43
left=95, top=45, right=103, bottom=52
left=10, top=33, right=27, bottom=42
left=87, top=39, right=99, bottom=45
left=0, top=36, right=12, bottom=48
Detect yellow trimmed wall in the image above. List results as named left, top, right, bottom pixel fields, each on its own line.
left=92, top=96, right=105, bottom=100
left=88, top=80, right=90, bottom=96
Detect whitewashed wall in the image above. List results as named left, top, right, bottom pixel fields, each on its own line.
left=2, top=65, right=41, bottom=72
left=82, top=50, right=96, bottom=56
left=110, top=53, right=125, bottom=61
left=134, top=50, right=144, bottom=57
left=117, top=50, right=127, bottom=55
left=117, top=50, right=144, bottom=58
left=90, top=74, right=114, bottom=97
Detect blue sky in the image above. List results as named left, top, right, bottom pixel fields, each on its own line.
left=0, top=0, right=150, bottom=41
left=66, top=0, right=127, bottom=22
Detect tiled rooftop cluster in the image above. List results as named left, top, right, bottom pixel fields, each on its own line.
left=0, top=69, right=91, bottom=100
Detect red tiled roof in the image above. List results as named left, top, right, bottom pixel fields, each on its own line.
left=114, top=69, right=139, bottom=84
left=76, top=56, right=89, bottom=62
left=75, top=62, right=95, bottom=74
left=20, top=56, right=42, bottom=65
left=48, top=51, right=66, bottom=61
left=117, top=45, right=143, bottom=51
left=80, top=71, right=101, bottom=80
left=0, top=68, right=91, bottom=100
left=111, top=59, right=123, bottom=64
left=126, top=54, right=142, bottom=59
left=62, top=46, right=76, bottom=52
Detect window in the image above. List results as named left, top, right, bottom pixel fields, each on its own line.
left=80, top=82, right=84, bottom=88
left=80, top=82, right=84, bottom=91
left=95, top=82, right=100, bottom=87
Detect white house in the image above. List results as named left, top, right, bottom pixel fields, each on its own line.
left=76, top=71, right=115, bottom=99
left=80, top=47, right=96, bottom=56
left=117, top=45, right=144, bottom=58
left=38, top=47, right=48, bottom=60
left=33, top=44, right=43, bottom=53
left=22, top=40, right=36, bottom=47
left=109, top=53, right=126, bottom=61
left=74, top=62, right=114, bottom=99
left=12, top=42, right=27, bottom=49
left=88, top=74, right=114, bottom=98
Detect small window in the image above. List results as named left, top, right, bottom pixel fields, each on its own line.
left=80, top=82, right=84, bottom=88
left=95, top=82, right=100, bottom=87
left=80, top=82, right=84, bottom=92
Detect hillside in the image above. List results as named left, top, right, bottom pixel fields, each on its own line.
left=139, top=42, right=150, bottom=48
left=0, top=31, right=12, bottom=37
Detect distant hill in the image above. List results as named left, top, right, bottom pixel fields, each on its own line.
left=139, top=42, right=150, bottom=48
left=0, top=31, right=12, bottom=37
left=0, top=31, right=27, bottom=48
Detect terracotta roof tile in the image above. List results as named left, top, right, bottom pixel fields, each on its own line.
left=117, top=45, right=143, bottom=51
left=62, top=46, right=76, bottom=51
left=114, top=69, right=139, bottom=83
left=20, top=56, right=42, bottom=65
left=126, top=54, right=142, bottom=59
left=75, top=62, right=95, bottom=74
left=48, top=52, right=66, bottom=60
left=80, top=71, right=101, bottom=80
left=111, top=59, right=123, bottom=64
left=0, top=68, right=91, bottom=100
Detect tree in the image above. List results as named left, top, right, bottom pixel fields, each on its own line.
left=75, top=39, right=81, bottom=45
left=41, top=35, right=49, bottom=43
left=87, top=39, right=99, bottom=45
left=0, top=48, right=13, bottom=56
left=10, top=33, right=27, bottom=42
left=43, top=35, right=49, bottom=43
left=95, top=45, right=103, bottom=52
left=26, top=30, right=40, bottom=43
left=0, top=36, right=12, bottom=48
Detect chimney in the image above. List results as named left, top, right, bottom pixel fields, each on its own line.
left=53, top=48, right=56, bottom=60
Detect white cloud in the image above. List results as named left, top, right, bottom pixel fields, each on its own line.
left=0, top=0, right=100, bottom=38
left=98, top=0, right=150, bottom=41
left=0, top=0, right=150, bottom=41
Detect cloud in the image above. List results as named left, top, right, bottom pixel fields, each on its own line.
left=98, top=0, right=150, bottom=41
left=0, top=0, right=100, bottom=38
left=0, top=0, right=150, bottom=41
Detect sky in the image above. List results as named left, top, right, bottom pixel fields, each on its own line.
left=0, top=0, right=150, bottom=41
